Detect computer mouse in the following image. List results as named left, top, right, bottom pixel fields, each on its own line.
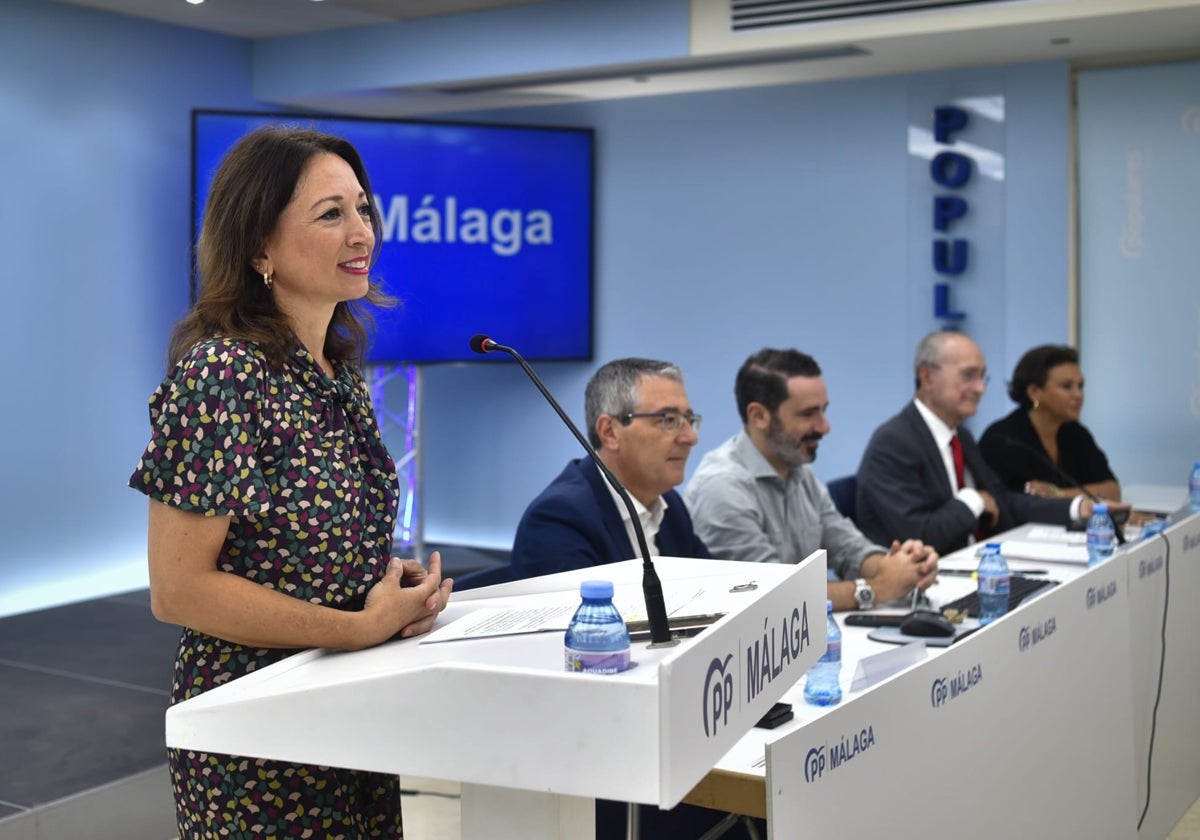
left=899, top=610, right=957, bottom=638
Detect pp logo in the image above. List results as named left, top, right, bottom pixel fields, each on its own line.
left=804, top=746, right=827, bottom=782
left=931, top=677, right=949, bottom=708
left=702, top=654, right=735, bottom=738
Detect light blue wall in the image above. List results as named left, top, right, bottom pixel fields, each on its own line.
left=1077, top=60, right=1200, bottom=487
left=0, top=0, right=1073, bottom=615
left=0, top=0, right=258, bottom=615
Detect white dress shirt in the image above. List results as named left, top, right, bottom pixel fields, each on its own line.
left=603, top=478, right=666, bottom=558
left=912, top=398, right=986, bottom=520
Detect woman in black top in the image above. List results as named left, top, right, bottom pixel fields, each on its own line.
left=979, top=344, right=1120, bottom=501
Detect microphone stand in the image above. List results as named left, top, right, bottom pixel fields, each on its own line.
left=472, top=336, right=677, bottom=646
left=1000, top=435, right=1126, bottom=545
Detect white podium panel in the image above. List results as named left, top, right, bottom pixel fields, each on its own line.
left=164, top=554, right=829, bottom=838
left=1133, top=513, right=1200, bottom=839
left=768, top=555, right=1137, bottom=839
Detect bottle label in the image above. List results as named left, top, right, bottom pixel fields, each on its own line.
left=824, top=639, right=842, bottom=663
left=565, top=646, right=630, bottom=674
left=978, top=574, right=1010, bottom=596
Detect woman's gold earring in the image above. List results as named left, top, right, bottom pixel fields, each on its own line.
left=263, top=271, right=273, bottom=290
left=1033, top=399, right=1039, bottom=411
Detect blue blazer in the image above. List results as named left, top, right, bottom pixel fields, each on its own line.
left=855, top=402, right=1071, bottom=555
left=510, top=458, right=710, bottom=579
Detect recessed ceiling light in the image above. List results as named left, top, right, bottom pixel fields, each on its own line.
left=186, top=0, right=204, bottom=5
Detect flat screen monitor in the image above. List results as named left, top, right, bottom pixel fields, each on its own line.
left=192, top=110, right=594, bottom=364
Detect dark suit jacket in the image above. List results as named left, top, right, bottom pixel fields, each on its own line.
left=505, top=458, right=728, bottom=840
left=855, top=402, right=1072, bottom=555
left=510, top=457, right=710, bottom=579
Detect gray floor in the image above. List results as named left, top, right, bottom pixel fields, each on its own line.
left=0, top=588, right=177, bottom=818
left=2, top=540, right=1198, bottom=840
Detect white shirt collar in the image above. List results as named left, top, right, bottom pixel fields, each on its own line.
left=913, top=397, right=957, bottom=448
left=913, top=397, right=977, bottom=494
left=603, top=477, right=667, bottom=558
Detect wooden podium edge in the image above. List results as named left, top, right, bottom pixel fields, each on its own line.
left=681, top=767, right=766, bottom=819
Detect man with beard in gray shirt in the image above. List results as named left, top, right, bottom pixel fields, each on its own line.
left=686, top=348, right=938, bottom=611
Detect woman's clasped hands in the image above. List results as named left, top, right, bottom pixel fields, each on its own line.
left=363, top=550, right=454, bottom=645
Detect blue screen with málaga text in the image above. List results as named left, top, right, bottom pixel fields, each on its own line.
left=192, top=110, right=594, bottom=364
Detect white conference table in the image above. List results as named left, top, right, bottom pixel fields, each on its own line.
left=683, top=510, right=1200, bottom=840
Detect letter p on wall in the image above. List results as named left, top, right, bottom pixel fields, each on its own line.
left=933, top=105, right=969, bottom=144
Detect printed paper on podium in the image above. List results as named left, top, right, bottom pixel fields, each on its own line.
left=421, top=581, right=717, bottom=643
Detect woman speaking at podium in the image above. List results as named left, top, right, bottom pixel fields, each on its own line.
left=129, top=126, right=451, bottom=838
left=979, top=344, right=1120, bottom=501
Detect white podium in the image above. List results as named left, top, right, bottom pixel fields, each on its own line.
left=164, top=554, right=829, bottom=840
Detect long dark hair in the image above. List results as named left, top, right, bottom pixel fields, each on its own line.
left=168, top=125, right=393, bottom=369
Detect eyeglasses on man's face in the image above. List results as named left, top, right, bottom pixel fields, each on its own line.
left=933, top=364, right=989, bottom=386
left=619, top=409, right=702, bottom=434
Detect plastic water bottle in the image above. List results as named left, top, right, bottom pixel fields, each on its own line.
left=803, top=600, right=842, bottom=706
left=1086, top=503, right=1116, bottom=567
left=1190, top=460, right=1200, bottom=513
left=977, top=542, right=1011, bottom=625
left=1142, top=518, right=1168, bottom=541
left=564, top=580, right=630, bottom=674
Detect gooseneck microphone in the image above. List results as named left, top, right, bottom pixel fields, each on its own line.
left=470, top=334, right=676, bottom=646
left=999, top=434, right=1126, bottom=545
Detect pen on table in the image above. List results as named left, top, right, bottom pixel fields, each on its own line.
left=909, top=587, right=933, bottom=610
left=938, top=567, right=1048, bottom=576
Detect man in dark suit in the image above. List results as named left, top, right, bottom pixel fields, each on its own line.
left=510, top=356, right=709, bottom=577
left=509, top=358, right=747, bottom=840
left=855, top=331, right=1100, bottom=555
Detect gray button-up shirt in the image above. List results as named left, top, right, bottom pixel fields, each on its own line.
left=684, top=431, right=884, bottom=579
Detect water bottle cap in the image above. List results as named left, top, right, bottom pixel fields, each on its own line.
left=826, top=599, right=833, bottom=614
left=580, top=580, right=614, bottom=599
left=1094, top=503, right=1108, bottom=514
left=985, top=542, right=1001, bottom=551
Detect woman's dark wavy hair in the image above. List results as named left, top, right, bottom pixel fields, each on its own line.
left=168, top=125, right=393, bottom=370
left=1008, top=344, right=1080, bottom=409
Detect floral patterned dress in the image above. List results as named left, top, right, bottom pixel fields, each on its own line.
left=129, top=336, right=402, bottom=839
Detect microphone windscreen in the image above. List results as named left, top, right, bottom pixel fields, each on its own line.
left=469, top=334, right=492, bottom=354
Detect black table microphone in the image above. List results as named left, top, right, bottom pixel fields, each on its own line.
left=469, top=334, right=676, bottom=646
left=998, top=435, right=1126, bottom=545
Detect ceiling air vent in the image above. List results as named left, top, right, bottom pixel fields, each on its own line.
left=730, top=0, right=1023, bottom=32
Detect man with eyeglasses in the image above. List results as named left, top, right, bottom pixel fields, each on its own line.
left=509, top=357, right=709, bottom=579
left=509, top=358, right=735, bottom=839
left=685, top=348, right=939, bottom=612
left=855, top=330, right=1103, bottom=555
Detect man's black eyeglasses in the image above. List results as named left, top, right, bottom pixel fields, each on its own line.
left=618, top=410, right=702, bottom=434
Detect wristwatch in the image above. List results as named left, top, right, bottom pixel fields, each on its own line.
left=854, top=578, right=876, bottom=610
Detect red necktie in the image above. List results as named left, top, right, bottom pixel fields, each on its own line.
left=949, top=434, right=965, bottom=490
left=950, top=434, right=984, bottom=539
